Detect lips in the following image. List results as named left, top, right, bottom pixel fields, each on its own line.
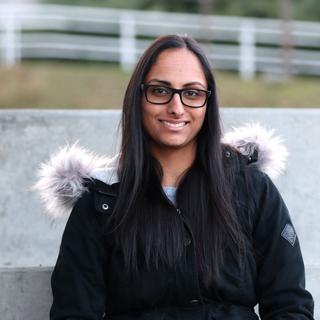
left=160, top=120, right=189, bottom=128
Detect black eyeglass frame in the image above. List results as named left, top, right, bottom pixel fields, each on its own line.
left=141, top=84, right=211, bottom=108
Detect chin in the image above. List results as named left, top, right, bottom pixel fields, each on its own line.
left=159, top=139, right=194, bottom=150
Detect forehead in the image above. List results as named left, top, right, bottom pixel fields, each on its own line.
left=144, top=48, right=207, bottom=86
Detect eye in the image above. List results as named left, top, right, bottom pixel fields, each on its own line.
left=150, top=86, right=171, bottom=96
left=183, top=89, right=202, bottom=99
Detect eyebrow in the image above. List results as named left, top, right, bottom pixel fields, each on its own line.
left=147, top=78, right=207, bottom=89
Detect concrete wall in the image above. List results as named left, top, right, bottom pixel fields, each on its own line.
left=0, top=109, right=121, bottom=268
left=0, top=109, right=319, bottom=318
left=0, top=267, right=52, bottom=320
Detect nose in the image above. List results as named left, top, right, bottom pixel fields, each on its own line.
left=167, top=92, right=185, bottom=116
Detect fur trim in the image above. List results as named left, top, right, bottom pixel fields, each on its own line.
left=222, top=122, right=288, bottom=179
left=34, top=123, right=288, bottom=218
left=33, top=143, right=118, bottom=219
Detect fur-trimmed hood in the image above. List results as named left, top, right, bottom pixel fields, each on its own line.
left=33, top=123, right=288, bottom=219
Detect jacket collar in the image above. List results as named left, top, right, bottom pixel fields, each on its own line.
left=33, top=122, right=288, bottom=219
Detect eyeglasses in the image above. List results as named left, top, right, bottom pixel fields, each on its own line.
left=141, top=84, right=211, bottom=108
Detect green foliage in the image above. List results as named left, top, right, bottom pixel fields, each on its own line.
left=39, top=0, right=320, bottom=21
left=293, top=0, right=320, bottom=21
left=40, top=0, right=153, bottom=9
left=217, top=1, right=278, bottom=18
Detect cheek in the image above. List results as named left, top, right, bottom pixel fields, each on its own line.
left=141, top=103, right=158, bottom=135
left=194, top=109, right=207, bottom=129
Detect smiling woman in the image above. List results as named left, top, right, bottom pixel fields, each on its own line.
left=34, top=35, right=314, bottom=319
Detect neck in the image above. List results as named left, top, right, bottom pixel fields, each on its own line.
left=150, top=143, right=197, bottom=187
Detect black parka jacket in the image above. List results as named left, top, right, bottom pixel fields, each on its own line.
left=35, top=126, right=314, bottom=320
left=47, top=153, right=314, bottom=319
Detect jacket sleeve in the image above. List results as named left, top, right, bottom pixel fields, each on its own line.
left=250, top=169, right=314, bottom=320
left=50, top=191, right=108, bottom=320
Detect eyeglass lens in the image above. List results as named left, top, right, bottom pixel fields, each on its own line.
left=145, top=85, right=209, bottom=108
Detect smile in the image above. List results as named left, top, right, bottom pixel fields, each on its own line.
left=160, top=120, right=189, bottom=128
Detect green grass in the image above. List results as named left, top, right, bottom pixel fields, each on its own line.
left=0, top=61, right=130, bottom=109
left=0, top=61, right=319, bottom=109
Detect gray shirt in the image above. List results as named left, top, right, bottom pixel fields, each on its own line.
left=162, top=186, right=177, bottom=206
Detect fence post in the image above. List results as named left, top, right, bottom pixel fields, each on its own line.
left=0, top=9, right=21, bottom=68
left=119, top=12, right=136, bottom=72
left=239, top=20, right=255, bottom=80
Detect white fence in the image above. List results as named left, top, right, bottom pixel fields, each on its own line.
left=0, top=4, right=320, bottom=79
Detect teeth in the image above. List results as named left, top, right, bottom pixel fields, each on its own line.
left=162, top=121, right=187, bottom=128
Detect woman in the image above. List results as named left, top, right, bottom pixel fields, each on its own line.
left=35, top=35, right=314, bottom=319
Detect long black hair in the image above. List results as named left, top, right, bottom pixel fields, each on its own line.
left=110, top=35, right=246, bottom=287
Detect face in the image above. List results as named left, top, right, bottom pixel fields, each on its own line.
left=141, top=48, right=208, bottom=155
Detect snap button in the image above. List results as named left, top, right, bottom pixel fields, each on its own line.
left=225, top=151, right=231, bottom=158
left=189, top=299, right=199, bottom=305
left=184, top=237, right=191, bottom=246
left=101, top=203, right=109, bottom=211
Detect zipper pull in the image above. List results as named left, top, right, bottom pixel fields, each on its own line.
left=176, top=208, right=182, bottom=215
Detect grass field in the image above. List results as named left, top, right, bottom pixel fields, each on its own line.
left=0, top=61, right=319, bottom=109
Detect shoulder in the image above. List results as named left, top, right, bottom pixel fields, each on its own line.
left=32, top=144, right=119, bottom=219
left=222, top=122, right=288, bottom=180
left=63, top=179, right=118, bottom=235
left=73, top=179, right=119, bottom=215
left=225, top=145, right=288, bottom=224
left=221, top=122, right=289, bottom=207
